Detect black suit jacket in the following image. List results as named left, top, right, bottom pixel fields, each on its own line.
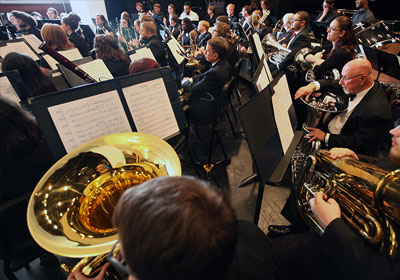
left=319, top=81, right=391, bottom=155
left=171, top=25, right=180, bottom=39
left=144, top=35, right=167, bottom=66
left=278, top=28, right=311, bottom=70
left=197, top=31, right=211, bottom=48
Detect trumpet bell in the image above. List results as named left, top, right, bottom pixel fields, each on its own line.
left=27, top=132, right=181, bottom=258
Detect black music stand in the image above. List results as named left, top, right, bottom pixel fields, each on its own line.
left=237, top=74, right=301, bottom=224
left=0, top=70, right=29, bottom=107
left=362, top=45, right=400, bottom=80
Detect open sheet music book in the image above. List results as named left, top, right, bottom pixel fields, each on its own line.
left=78, top=59, right=114, bottom=82
left=43, top=48, right=83, bottom=70
left=129, top=47, right=156, bottom=62
left=0, top=40, right=40, bottom=60
left=0, top=75, right=21, bottom=105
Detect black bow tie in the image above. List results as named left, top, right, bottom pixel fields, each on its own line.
left=348, top=94, right=356, bottom=101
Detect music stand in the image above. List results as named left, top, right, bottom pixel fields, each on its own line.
left=363, top=45, right=400, bottom=80
left=57, top=56, right=94, bottom=87
left=237, top=73, right=301, bottom=224
left=0, top=70, right=29, bottom=107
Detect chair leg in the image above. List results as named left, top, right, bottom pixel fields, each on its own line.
left=215, top=129, right=228, bottom=160
left=207, top=125, right=217, bottom=164
left=3, top=261, right=18, bottom=280
left=226, top=110, right=236, bottom=138
left=229, top=98, right=238, bottom=122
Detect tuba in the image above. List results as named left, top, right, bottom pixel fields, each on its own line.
left=27, top=132, right=181, bottom=278
left=296, top=149, right=400, bottom=258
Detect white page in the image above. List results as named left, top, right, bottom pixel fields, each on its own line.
left=263, top=56, right=273, bottom=82
left=0, top=41, right=39, bottom=60
left=21, top=34, right=43, bottom=54
left=122, top=78, right=179, bottom=139
left=129, top=47, right=156, bottom=62
left=0, top=76, right=21, bottom=105
left=271, top=74, right=294, bottom=153
left=256, top=66, right=270, bottom=92
left=252, top=33, right=264, bottom=61
left=48, top=90, right=132, bottom=153
left=167, top=39, right=185, bottom=64
left=78, top=59, right=114, bottom=82
left=43, top=48, right=83, bottom=70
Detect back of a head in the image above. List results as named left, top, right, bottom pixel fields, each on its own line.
left=215, top=21, right=230, bottom=38
left=11, top=10, right=37, bottom=28
left=141, top=21, right=157, bottom=35
left=62, top=12, right=81, bottom=31
left=296, top=11, right=310, bottom=26
left=94, top=34, right=127, bottom=62
left=140, top=14, right=154, bottom=23
left=41, top=23, right=73, bottom=50
left=113, top=176, right=238, bottom=280
left=1, top=52, right=55, bottom=98
left=208, top=37, right=229, bottom=60
left=129, top=58, right=160, bottom=74
left=282, top=13, right=295, bottom=25
left=216, top=15, right=230, bottom=25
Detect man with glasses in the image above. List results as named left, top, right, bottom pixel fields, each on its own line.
left=68, top=176, right=275, bottom=280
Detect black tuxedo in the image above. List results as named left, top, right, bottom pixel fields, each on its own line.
left=318, top=80, right=391, bottom=156
left=278, top=28, right=311, bottom=70
left=183, top=59, right=232, bottom=122
left=197, top=31, right=211, bottom=48
left=171, top=25, right=180, bottom=40
left=144, top=35, right=167, bottom=66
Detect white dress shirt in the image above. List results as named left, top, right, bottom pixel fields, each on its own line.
left=179, top=10, right=199, bottom=21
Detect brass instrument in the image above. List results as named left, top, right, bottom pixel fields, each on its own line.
left=296, top=149, right=400, bottom=258
left=27, top=132, right=181, bottom=277
left=262, top=33, right=296, bottom=71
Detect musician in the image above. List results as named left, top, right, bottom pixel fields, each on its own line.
left=179, top=2, right=199, bottom=22
left=316, top=0, right=340, bottom=23
left=240, top=5, right=252, bottom=26
left=95, top=14, right=114, bottom=36
left=139, top=22, right=167, bottom=66
left=274, top=11, right=311, bottom=72
left=149, top=3, right=166, bottom=25
left=295, top=58, right=391, bottom=156
left=216, top=15, right=231, bottom=26
left=68, top=176, right=275, bottom=280
left=46, top=7, right=59, bottom=19
left=1, top=52, right=56, bottom=98
left=61, top=13, right=89, bottom=57
left=117, top=17, right=136, bottom=52
left=205, top=5, right=217, bottom=26
left=94, top=34, right=130, bottom=77
left=352, top=0, right=376, bottom=26
left=196, top=20, right=212, bottom=48
left=132, top=2, right=145, bottom=21
left=170, top=16, right=181, bottom=39
left=226, top=3, right=238, bottom=25
left=180, top=18, right=197, bottom=48
left=31, top=12, right=43, bottom=20
left=305, top=16, right=357, bottom=79
left=212, top=22, right=239, bottom=69
left=11, top=10, right=42, bottom=40
left=129, top=57, right=160, bottom=74
left=276, top=13, right=294, bottom=47
left=164, top=4, right=177, bottom=27
left=182, top=37, right=232, bottom=122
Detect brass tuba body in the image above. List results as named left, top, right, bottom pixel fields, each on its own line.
left=27, top=132, right=181, bottom=276
left=297, top=149, right=400, bottom=258
left=262, top=33, right=291, bottom=67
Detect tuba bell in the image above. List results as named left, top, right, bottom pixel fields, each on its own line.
left=262, top=33, right=291, bottom=66
left=296, top=149, right=400, bottom=258
left=27, top=132, right=181, bottom=277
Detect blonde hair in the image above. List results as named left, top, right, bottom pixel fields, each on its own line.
left=199, top=20, right=210, bottom=30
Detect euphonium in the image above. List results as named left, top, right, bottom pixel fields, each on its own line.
left=27, top=132, right=181, bottom=278
left=262, top=33, right=293, bottom=69
left=296, top=149, right=400, bottom=258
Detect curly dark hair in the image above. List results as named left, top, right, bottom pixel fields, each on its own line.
left=94, top=34, right=127, bottom=62
left=11, top=10, right=37, bottom=28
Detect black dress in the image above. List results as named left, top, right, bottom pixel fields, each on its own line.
left=68, top=31, right=89, bottom=57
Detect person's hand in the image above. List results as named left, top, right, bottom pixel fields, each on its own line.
left=329, top=147, right=359, bottom=160
left=309, top=192, right=340, bottom=230
left=294, top=83, right=317, bottom=101
left=305, top=127, right=326, bottom=142
left=67, top=263, right=110, bottom=280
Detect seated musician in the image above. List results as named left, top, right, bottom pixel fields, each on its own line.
left=179, top=1, right=199, bottom=22
left=196, top=20, right=212, bottom=49
left=240, top=5, right=252, bottom=26
left=129, top=58, right=160, bottom=74
left=316, top=0, right=340, bottom=23
left=94, top=34, right=130, bottom=77
left=139, top=22, right=167, bottom=66
left=95, top=14, right=114, bottom=36
left=68, top=176, right=275, bottom=280
left=46, top=7, right=59, bottom=19
left=117, top=17, right=136, bottom=52
left=268, top=58, right=392, bottom=237
left=132, top=2, right=145, bottom=21
left=180, top=17, right=197, bottom=48
left=295, top=58, right=391, bottom=156
left=170, top=16, right=181, bottom=40
left=271, top=125, right=400, bottom=280
left=305, top=16, right=357, bottom=79
left=226, top=3, right=238, bottom=25
left=352, top=0, right=376, bottom=26
left=61, top=13, right=89, bottom=57
left=11, top=10, right=42, bottom=40
left=182, top=37, right=232, bottom=123
left=212, top=22, right=239, bottom=69
left=276, top=13, right=294, bottom=47
left=205, top=5, right=217, bottom=26
left=148, top=3, right=166, bottom=25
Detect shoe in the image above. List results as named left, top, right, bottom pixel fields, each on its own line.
left=267, top=225, right=294, bottom=239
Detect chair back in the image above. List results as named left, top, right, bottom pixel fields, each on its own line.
left=233, top=57, right=245, bottom=78
left=216, top=77, right=236, bottom=119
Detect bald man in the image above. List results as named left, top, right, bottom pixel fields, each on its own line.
left=294, top=58, right=391, bottom=156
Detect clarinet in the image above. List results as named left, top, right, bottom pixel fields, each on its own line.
left=39, top=42, right=97, bottom=83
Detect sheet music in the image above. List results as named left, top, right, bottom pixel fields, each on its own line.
left=0, top=76, right=21, bottom=105
left=252, top=33, right=264, bottom=61
left=129, top=47, right=156, bottom=62
left=78, top=59, right=114, bottom=81
left=271, top=74, right=294, bottom=153
left=122, top=78, right=180, bottom=139
left=263, top=56, right=273, bottom=82
left=256, top=66, right=270, bottom=92
left=167, top=39, right=185, bottom=65
left=43, top=48, right=83, bottom=70
left=21, top=34, right=43, bottom=54
left=48, top=90, right=132, bottom=153
left=0, top=41, right=39, bottom=60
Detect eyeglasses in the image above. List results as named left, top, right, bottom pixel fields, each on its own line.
left=106, top=241, right=136, bottom=278
left=327, top=26, right=342, bottom=32
left=340, top=74, right=364, bottom=82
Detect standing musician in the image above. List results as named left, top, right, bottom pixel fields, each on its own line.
left=316, top=0, right=340, bottom=23
left=305, top=16, right=357, bottom=79
left=139, top=22, right=167, bottom=66
left=10, top=10, right=42, bottom=40
left=95, top=14, right=114, bottom=36
left=352, top=0, right=376, bottom=26
left=182, top=37, right=232, bottom=123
